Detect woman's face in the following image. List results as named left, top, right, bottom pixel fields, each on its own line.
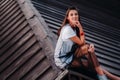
left=67, top=10, right=79, bottom=27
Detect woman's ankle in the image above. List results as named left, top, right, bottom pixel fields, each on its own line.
left=96, top=66, right=104, bottom=75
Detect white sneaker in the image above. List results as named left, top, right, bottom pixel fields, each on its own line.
left=97, top=75, right=108, bottom=80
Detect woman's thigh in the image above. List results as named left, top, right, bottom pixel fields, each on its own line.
left=71, top=58, right=89, bottom=68
left=74, top=44, right=90, bottom=58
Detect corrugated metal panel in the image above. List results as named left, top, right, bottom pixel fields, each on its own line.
left=31, top=0, right=120, bottom=77
left=0, top=0, right=59, bottom=80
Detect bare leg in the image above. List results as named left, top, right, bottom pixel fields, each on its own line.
left=73, top=44, right=120, bottom=80
left=84, top=44, right=104, bottom=75
left=87, top=44, right=120, bottom=80
left=88, top=52, right=104, bottom=75
left=103, top=69, right=120, bottom=80
left=71, top=58, right=89, bottom=68
left=74, top=43, right=105, bottom=75
left=86, top=54, right=120, bottom=80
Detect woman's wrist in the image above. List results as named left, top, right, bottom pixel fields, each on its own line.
left=80, top=32, right=84, bottom=36
left=78, top=26, right=83, bottom=31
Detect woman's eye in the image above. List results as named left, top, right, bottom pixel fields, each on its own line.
left=70, top=13, right=78, bottom=16
left=75, top=13, right=78, bottom=15
left=70, top=14, right=73, bottom=16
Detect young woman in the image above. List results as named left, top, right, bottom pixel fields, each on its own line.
left=54, top=7, right=120, bottom=80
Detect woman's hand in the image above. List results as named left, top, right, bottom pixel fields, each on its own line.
left=75, top=21, right=82, bottom=28
left=88, top=44, right=95, bottom=53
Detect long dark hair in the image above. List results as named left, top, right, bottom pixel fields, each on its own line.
left=58, top=7, right=80, bottom=36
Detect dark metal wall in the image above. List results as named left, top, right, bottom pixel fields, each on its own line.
left=31, top=0, right=120, bottom=77
left=74, top=0, right=120, bottom=19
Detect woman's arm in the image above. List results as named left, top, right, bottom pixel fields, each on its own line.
left=70, top=36, right=84, bottom=46
left=78, top=23, right=85, bottom=44
left=70, top=21, right=85, bottom=46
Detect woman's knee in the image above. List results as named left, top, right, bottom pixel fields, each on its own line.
left=71, top=59, right=82, bottom=67
left=88, top=44, right=95, bottom=53
left=82, top=60, right=89, bottom=68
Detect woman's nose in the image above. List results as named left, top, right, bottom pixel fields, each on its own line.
left=72, top=14, right=76, bottom=17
